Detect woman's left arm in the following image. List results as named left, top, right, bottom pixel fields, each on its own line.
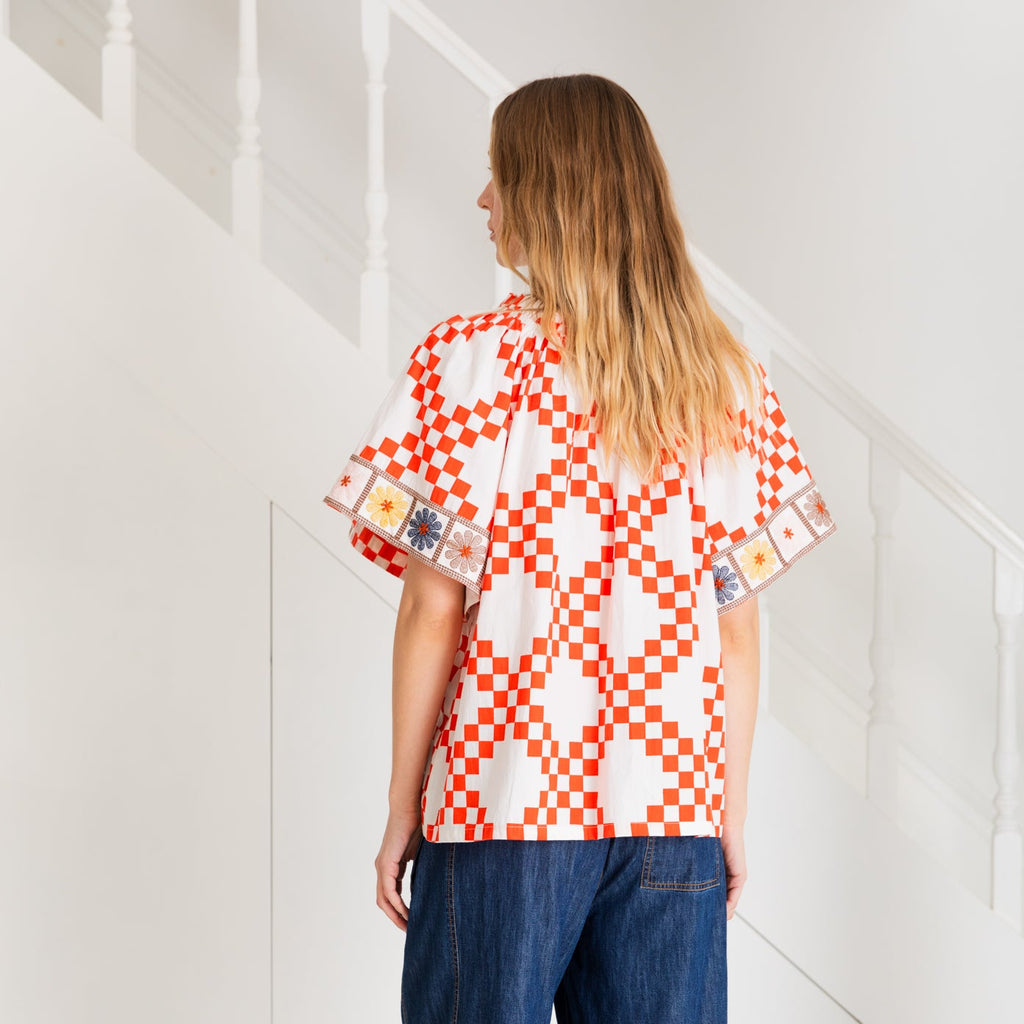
left=375, top=558, right=466, bottom=932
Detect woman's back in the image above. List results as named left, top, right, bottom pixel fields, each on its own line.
left=324, top=290, right=835, bottom=843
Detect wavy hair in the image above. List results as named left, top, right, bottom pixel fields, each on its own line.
left=489, top=73, right=761, bottom=484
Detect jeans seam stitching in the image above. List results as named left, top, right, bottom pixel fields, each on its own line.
left=641, top=835, right=653, bottom=887
left=446, top=843, right=460, bottom=1024
left=595, top=836, right=611, bottom=891
left=639, top=836, right=721, bottom=891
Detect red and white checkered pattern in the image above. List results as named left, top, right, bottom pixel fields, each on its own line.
left=324, top=292, right=837, bottom=842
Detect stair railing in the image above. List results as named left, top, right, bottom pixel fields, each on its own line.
left=694, top=251, right=1024, bottom=931
left=27, top=0, right=1022, bottom=935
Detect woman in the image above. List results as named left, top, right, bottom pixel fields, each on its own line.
left=323, top=73, right=836, bottom=1024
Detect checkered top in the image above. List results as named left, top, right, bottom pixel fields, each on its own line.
left=323, top=292, right=837, bottom=842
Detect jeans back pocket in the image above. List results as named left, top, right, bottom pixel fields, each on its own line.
left=639, top=835, right=722, bottom=891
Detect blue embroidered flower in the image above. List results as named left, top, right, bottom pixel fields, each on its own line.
left=713, top=563, right=738, bottom=605
left=407, top=507, right=442, bottom=551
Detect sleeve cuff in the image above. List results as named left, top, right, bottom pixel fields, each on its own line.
left=322, top=456, right=490, bottom=603
left=711, top=479, right=836, bottom=613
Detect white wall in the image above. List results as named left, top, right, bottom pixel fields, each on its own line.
left=1, top=322, right=274, bottom=1024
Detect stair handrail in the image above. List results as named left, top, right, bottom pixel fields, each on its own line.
left=387, top=0, right=512, bottom=100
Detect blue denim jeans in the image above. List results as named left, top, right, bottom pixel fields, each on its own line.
left=400, top=834, right=727, bottom=1024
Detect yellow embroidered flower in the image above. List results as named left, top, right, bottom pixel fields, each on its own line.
left=365, top=484, right=409, bottom=528
left=739, top=538, right=777, bottom=582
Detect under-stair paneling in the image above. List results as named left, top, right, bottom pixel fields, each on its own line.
left=766, top=354, right=1017, bottom=909
left=889, top=470, right=1002, bottom=883
left=0, top=321, right=272, bottom=1022
left=745, top=715, right=1024, bottom=1023
left=270, top=506, right=404, bottom=1024
left=728, top=918, right=857, bottom=1023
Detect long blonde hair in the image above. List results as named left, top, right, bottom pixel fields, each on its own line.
left=490, top=74, right=761, bottom=484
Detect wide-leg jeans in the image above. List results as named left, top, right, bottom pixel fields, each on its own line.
left=400, top=833, right=727, bottom=1024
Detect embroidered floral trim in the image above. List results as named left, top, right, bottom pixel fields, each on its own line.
left=712, top=479, right=837, bottom=613
left=323, top=456, right=491, bottom=595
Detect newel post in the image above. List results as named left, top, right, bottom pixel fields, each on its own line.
left=866, top=440, right=900, bottom=818
left=992, top=550, right=1023, bottom=931
left=361, top=0, right=390, bottom=377
left=232, top=0, right=263, bottom=258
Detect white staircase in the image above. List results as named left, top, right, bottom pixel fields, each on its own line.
left=2, top=5, right=1023, bottom=1023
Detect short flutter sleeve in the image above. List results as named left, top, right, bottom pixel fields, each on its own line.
left=322, top=314, right=517, bottom=607
left=701, top=358, right=837, bottom=613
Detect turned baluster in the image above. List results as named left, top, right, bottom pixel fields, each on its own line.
left=102, top=1, right=135, bottom=146
left=232, top=0, right=263, bottom=257
left=360, top=0, right=390, bottom=376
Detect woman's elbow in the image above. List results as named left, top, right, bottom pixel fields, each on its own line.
left=719, top=595, right=759, bottom=649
